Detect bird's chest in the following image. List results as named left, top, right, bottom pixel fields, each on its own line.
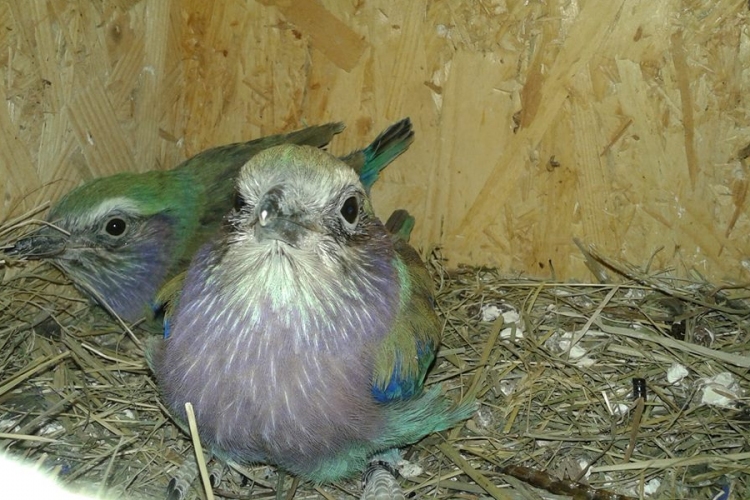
left=171, top=292, right=393, bottom=461
left=161, top=251, right=401, bottom=462
left=241, top=334, right=379, bottom=438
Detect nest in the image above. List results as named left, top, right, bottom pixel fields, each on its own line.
left=1, top=212, right=749, bottom=500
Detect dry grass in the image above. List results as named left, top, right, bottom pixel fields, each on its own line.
left=1, top=213, right=749, bottom=500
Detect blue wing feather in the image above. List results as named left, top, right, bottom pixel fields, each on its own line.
left=371, top=339, right=436, bottom=402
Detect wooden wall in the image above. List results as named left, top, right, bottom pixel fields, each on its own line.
left=2, top=0, right=750, bottom=282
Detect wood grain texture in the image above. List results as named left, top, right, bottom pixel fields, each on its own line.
left=2, top=0, right=750, bottom=283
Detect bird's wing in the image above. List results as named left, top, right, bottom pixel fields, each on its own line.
left=370, top=212, right=441, bottom=403
left=153, top=270, right=188, bottom=339
left=180, top=122, right=345, bottom=180
left=368, top=219, right=476, bottom=447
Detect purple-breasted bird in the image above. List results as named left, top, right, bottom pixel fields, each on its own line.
left=148, top=144, right=474, bottom=486
left=6, top=119, right=414, bottom=323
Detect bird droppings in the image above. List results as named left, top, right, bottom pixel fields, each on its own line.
left=666, top=363, right=689, bottom=385
left=644, top=478, right=663, bottom=496
left=699, top=372, right=743, bottom=409
left=395, top=459, right=422, bottom=479
left=479, top=304, right=503, bottom=322
left=544, top=330, right=590, bottom=361
left=1, top=211, right=750, bottom=499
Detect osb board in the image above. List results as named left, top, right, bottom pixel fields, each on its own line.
left=2, top=0, right=750, bottom=282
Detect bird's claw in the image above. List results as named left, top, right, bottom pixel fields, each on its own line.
left=165, top=453, right=204, bottom=500
left=208, top=463, right=224, bottom=488
left=362, top=460, right=398, bottom=486
left=361, top=462, right=405, bottom=500
left=166, top=476, right=190, bottom=500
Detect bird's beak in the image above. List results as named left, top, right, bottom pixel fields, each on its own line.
left=6, top=228, right=68, bottom=259
left=253, top=187, right=305, bottom=247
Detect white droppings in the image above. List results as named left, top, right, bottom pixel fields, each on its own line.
left=700, top=372, right=742, bottom=408
left=480, top=304, right=503, bottom=322
left=643, top=477, right=661, bottom=496
left=484, top=303, right=525, bottom=339
left=577, top=459, right=592, bottom=480
left=614, top=403, right=630, bottom=416
left=396, top=459, right=423, bottom=478
left=482, top=303, right=522, bottom=325
left=575, top=356, right=596, bottom=367
left=0, top=419, right=18, bottom=431
left=602, top=392, right=632, bottom=418
left=39, top=422, right=64, bottom=436
left=473, top=406, right=495, bottom=430
left=666, top=363, right=689, bottom=384
left=623, top=288, right=646, bottom=300
left=545, top=331, right=588, bottom=360
left=498, top=379, right=516, bottom=397
left=501, top=309, right=521, bottom=325
left=500, top=326, right=523, bottom=339
left=674, top=195, right=685, bottom=219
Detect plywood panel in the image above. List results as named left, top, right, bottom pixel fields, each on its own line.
left=2, top=0, right=750, bottom=283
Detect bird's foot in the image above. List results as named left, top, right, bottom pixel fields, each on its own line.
left=166, top=475, right=191, bottom=500
left=165, top=451, right=216, bottom=500
left=208, top=462, right=224, bottom=488
left=361, top=461, right=405, bottom=500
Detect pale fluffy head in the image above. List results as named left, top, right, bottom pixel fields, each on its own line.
left=208, top=144, right=393, bottom=341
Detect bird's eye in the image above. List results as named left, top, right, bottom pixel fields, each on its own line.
left=340, top=196, right=359, bottom=225
left=233, top=191, right=246, bottom=212
left=104, top=217, right=127, bottom=236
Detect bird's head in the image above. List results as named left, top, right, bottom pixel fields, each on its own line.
left=228, top=144, right=391, bottom=259
left=8, top=171, right=190, bottom=321
left=216, top=144, right=398, bottom=316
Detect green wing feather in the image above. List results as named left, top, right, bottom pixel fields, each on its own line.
left=371, top=211, right=441, bottom=402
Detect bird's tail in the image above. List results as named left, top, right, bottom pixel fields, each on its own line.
left=376, top=385, right=476, bottom=449
left=342, top=118, right=414, bottom=193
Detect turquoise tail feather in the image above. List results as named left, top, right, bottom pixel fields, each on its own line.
left=302, top=386, right=474, bottom=484
left=377, top=385, right=476, bottom=448
left=342, top=118, right=414, bottom=193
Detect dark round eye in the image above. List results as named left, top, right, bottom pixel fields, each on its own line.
left=233, top=191, right=246, bottom=212
left=340, top=196, right=359, bottom=224
left=105, top=217, right=127, bottom=236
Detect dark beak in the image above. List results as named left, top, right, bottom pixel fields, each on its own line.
left=253, top=186, right=305, bottom=246
left=5, top=229, right=68, bottom=258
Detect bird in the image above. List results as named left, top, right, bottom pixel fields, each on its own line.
left=148, top=143, right=474, bottom=491
left=6, top=119, right=414, bottom=323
